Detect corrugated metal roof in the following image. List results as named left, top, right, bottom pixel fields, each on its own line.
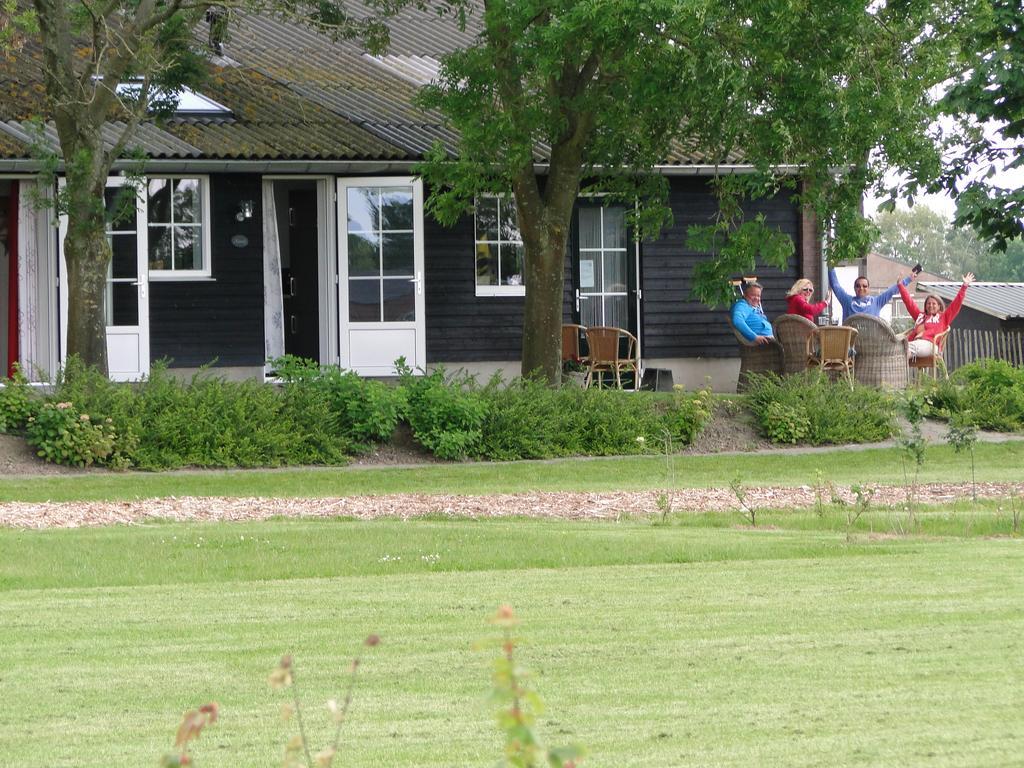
left=919, top=282, right=1024, bottom=320
left=0, top=2, right=747, bottom=167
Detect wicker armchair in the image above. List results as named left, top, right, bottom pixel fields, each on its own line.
left=909, top=327, right=950, bottom=379
left=729, top=320, right=783, bottom=392
left=846, top=314, right=909, bottom=389
left=809, top=325, right=858, bottom=383
left=773, top=315, right=818, bottom=375
left=562, top=323, right=588, bottom=364
left=584, top=326, right=640, bottom=390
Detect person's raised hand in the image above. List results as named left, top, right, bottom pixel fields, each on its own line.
left=963, top=272, right=975, bottom=285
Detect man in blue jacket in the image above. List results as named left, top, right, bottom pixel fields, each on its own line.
left=829, top=268, right=911, bottom=322
left=730, top=282, right=774, bottom=344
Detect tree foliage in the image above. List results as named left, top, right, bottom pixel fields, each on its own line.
left=873, top=205, right=1024, bottom=282
left=901, top=0, right=1024, bottom=249
left=419, top=0, right=976, bottom=383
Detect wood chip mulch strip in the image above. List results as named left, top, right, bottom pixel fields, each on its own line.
left=3, top=483, right=1024, bottom=529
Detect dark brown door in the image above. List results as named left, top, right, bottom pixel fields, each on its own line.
left=281, top=186, right=319, bottom=361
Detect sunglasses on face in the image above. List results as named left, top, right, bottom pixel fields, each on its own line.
left=801, top=287, right=813, bottom=293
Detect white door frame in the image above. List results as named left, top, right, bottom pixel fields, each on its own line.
left=58, top=176, right=150, bottom=381
left=263, top=175, right=337, bottom=369
left=336, top=177, right=426, bottom=375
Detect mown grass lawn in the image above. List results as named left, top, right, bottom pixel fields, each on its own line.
left=2, top=516, right=1022, bottom=767
left=2, top=440, right=1023, bottom=502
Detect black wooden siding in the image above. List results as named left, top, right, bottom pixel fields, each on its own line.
left=151, top=174, right=265, bottom=368
left=640, top=177, right=800, bottom=359
left=424, top=176, right=801, bottom=363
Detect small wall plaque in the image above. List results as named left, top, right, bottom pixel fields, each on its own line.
left=230, top=234, right=249, bottom=248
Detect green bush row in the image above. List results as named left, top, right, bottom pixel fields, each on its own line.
left=744, top=371, right=897, bottom=445
left=2, top=356, right=714, bottom=469
left=920, top=359, right=1024, bottom=432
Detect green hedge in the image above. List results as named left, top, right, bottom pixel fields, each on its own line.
left=744, top=372, right=896, bottom=445
left=921, top=359, right=1024, bottom=432
left=20, top=358, right=715, bottom=469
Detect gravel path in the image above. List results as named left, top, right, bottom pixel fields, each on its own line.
left=3, top=482, right=1023, bottom=529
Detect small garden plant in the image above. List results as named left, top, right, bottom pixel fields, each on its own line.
left=159, top=609, right=581, bottom=768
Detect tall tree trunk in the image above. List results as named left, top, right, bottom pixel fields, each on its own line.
left=62, top=160, right=111, bottom=374
left=520, top=223, right=568, bottom=383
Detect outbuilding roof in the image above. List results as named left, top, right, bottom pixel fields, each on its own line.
left=918, top=282, right=1024, bottom=320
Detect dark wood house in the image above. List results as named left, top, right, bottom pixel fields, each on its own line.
left=1, top=8, right=816, bottom=392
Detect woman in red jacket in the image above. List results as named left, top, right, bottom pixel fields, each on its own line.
left=898, top=272, right=974, bottom=359
left=785, top=279, right=829, bottom=322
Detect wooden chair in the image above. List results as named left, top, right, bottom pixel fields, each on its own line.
left=729, top=319, right=784, bottom=393
left=583, top=326, right=640, bottom=390
left=773, top=315, right=819, bottom=375
left=561, top=323, right=588, bottom=364
left=909, top=328, right=950, bottom=380
left=846, top=314, right=909, bottom=389
left=810, top=325, right=858, bottom=384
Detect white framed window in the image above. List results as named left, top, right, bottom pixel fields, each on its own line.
left=146, top=176, right=212, bottom=279
left=474, top=195, right=524, bottom=296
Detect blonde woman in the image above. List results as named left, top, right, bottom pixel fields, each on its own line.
left=785, top=278, right=828, bottom=322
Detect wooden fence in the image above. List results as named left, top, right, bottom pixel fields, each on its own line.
left=944, top=328, right=1024, bottom=371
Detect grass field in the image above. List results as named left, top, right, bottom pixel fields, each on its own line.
left=2, top=440, right=1024, bottom=502
left=2, top=515, right=1023, bottom=767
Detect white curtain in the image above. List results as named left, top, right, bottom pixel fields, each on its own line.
left=262, top=180, right=285, bottom=366
left=16, top=181, right=42, bottom=380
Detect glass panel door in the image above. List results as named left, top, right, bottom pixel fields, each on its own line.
left=338, top=178, right=425, bottom=375
left=58, top=177, right=150, bottom=381
left=105, top=188, right=140, bottom=328
left=577, top=206, right=633, bottom=332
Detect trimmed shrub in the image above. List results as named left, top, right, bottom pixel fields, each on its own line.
left=921, top=359, right=1024, bottom=432
left=477, top=379, right=713, bottom=460
left=25, top=401, right=118, bottom=466
left=399, top=365, right=488, bottom=460
left=273, top=355, right=406, bottom=447
left=0, top=365, right=41, bottom=433
left=745, top=371, right=896, bottom=445
left=49, top=358, right=358, bottom=469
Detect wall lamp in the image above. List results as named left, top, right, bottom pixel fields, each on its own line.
left=236, top=199, right=254, bottom=222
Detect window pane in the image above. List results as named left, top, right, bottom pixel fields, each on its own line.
left=580, top=296, right=599, bottom=327
left=499, top=199, right=521, bottom=242
left=172, top=178, right=201, bottom=224
left=475, top=242, right=499, bottom=286
left=578, top=208, right=601, bottom=249
left=380, top=188, right=413, bottom=231
left=580, top=256, right=601, bottom=291
left=148, top=179, right=171, bottom=223
left=110, top=233, right=137, bottom=279
left=173, top=226, right=202, bottom=271
left=604, top=249, right=626, bottom=292
left=603, top=206, right=627, bottom=249
left=347, top=188, right=377, bottom=233
left=105, top=188, right=136, bottom=231
left=148, top=227, right=172, bottom=270
left=606, top=295, right=629, bottom=330
left=109, top=281, right=139, bottom=326
left=476, top=197, right=499, bottom=241
left=502, top=244, right=524, bottom=286
left=348, top=232, right=380, bottom=277
left=382, top=278, right=415, bottom=321
left=382, top=232, right=414, bottom=276
left=348, top=279, right=380, bottom=322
